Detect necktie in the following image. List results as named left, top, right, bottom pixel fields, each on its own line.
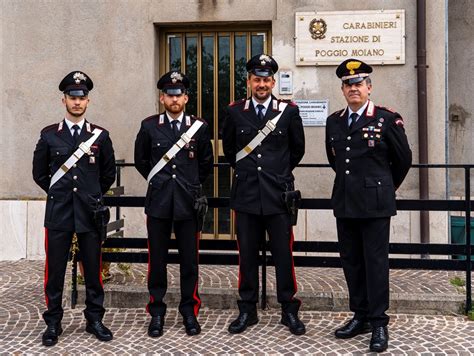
left=349, top=113, right=358, bottom=129
left=256, top=104, right=265, bottom=121
left=171, top=120, right=180, bottom=138
left=72, top=124, right=80, bottom=144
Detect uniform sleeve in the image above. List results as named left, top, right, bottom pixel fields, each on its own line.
left=134, top=122, right=152, bottom=180
left=99, top=132, right=117, bottom=194
left=32, top=132, right=51, bottom=193
left=325, top=120, right=336, bottom=171
left=222, top=106, right=237, bottom=169
left=288, top=105, right=305, bottom=170
left=197, top=123, right=214, bottom=184
left=386, top=115, right=412, bottom=188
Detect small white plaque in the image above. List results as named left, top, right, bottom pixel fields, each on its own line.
left=295, top=99, right=329, bottom=127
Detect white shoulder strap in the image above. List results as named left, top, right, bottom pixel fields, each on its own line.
left=147, top=118, right=204, bottom=183
left=235, top=102, right=288, bottom=162
left=49, top=128, right=103, bottom=188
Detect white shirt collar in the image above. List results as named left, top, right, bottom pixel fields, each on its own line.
left=348, top=100, right=370, bottom=118
left=252, top=96, right=272, bottom=113
left=166, top=111, right=184, bottom=124
left=64, top=118, right=85, bottom=131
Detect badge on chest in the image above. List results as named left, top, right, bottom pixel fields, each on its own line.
left=362, top=125, right=382, bottom=147
left=88, top=145, right=98, bottom=164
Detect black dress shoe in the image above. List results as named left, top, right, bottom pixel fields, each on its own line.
left=228, top=311, right=258, bottom=334
left=85, top=320, right=113, bottom=342
left=183, top=315, right=201, bottom=336
left=370, top=326, right=389, bottom=352
left=148, top=315, right=164, bottom=337
left=281, top=312, right=306, bottom=335
left=335, top=318, right=372, bottom=339
left=42, top=324, right=63, bottom=347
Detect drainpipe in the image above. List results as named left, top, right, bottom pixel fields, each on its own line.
left=417, top=0, right=430, bottom=247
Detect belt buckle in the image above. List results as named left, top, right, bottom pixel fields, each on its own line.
left=265, top=120, right=276, bottom=131
left=181, top=132, right=191, bottom=144
left=78, top=143, right=91, bottom=155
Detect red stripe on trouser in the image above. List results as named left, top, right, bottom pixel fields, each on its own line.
left=234, top=211, right=242, bottom=290
left=193, top=231, right=202, bottom=316
left=98, top=246, right=104, bottom=287
left=289, top=228, right=300, bottom=305
left=146, top=216, right=154, bottom=314
left=44, top=228, right=49, bottom=307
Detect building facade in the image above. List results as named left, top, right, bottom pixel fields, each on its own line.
left=1, top=0, right=472, bottom=260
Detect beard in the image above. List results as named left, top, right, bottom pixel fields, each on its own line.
left=252, top=89, right=271, bottom=101
left=164, top=102, right=184, bottom=114
left=66, top=104, right=87, bottom=117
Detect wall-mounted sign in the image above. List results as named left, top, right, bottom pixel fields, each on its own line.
left=295, top=10, right=405, bottom=65
left=295, top=99, right=329, bottom=126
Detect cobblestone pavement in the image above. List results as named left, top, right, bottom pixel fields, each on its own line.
left=1, top=260, right=473, bottom=355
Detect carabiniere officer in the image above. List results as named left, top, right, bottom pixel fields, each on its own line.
left=32, top=71, right=116, bottom=346
left=222, top=54, right=306, bottom=336
left=134, top=71, right=213, bottom=337
left=325, top=58, right=412, bottom=353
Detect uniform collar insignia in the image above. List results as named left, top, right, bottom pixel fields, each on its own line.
left=243, top=99, right=250, bottom=111
left=86, top=122, right=92, bottom=132
left=272, top=100, right=278, bottom=111
left=58, top=121, right=64, bottom=131
left=366, top=100, right=375, bottom=117
left=185, top=115, right=191, bottom=126
left=158, top=114, right=165, bottom=125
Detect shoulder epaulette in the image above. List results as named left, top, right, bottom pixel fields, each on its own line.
left=229, top=98, right=245, bottom=107
left=278, top=99, right=297, bottom=107
left=41, top=123, right=58, bottom=133
left=191, top=115, right=207, bottom=124
left=89, top=123, right=107, bottom=132
left=143, top=114, right=159, bottom=122
left=376, top=105, right=396, bottom=113
left=331, top=109, right=345, bottom=117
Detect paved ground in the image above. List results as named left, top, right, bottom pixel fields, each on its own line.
left=1, top=260, right=473, bottom=354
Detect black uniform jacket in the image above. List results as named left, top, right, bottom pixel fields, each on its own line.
left=32, top=119, right=116, bottom=232
left=134, top=112, right=213, bottom=220
left=222, top=96, right=305, bottom=215
left=325, top=100, right=412, bottom=218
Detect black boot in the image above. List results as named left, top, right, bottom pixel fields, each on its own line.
left=369, top=326, right=389, bottom=352
left=335, top=318, right=372, bottom=339
left=42, top=323, right=63, bottom=347
left=148, top=315, right=165, bottom=337
left=228, top=311, right=258, bottom=334
left=85, top=320, right=113, bottom=342
left=281, top=312, right=306, bottom=335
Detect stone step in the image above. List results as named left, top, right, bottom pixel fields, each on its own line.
left=67, top=285, right=465, bottom=315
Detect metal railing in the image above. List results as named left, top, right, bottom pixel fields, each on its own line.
left=97, top=162, right=473, bottom=314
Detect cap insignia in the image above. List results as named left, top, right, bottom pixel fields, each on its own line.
left=73, top=72, right=87, bottom=84
left=346, top=61, right=361, bottom=75
left=170, top=72, right=183, bottom=84
left=259, top=54, right=271, bottom=66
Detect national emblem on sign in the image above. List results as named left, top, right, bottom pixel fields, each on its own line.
left=73, top=72, right=87, bottom=84
left=309, top=18, right=327, bottom=40
left=170, top=72, right=183, bottom=83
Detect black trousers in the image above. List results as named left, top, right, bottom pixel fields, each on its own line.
left=43, top=229, right=105, bottom=326
left=146, top=216, right=200, bottom=317
left=336, top=217, right=391, bottom=327
left=235, top=212, right=300, bottom=314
